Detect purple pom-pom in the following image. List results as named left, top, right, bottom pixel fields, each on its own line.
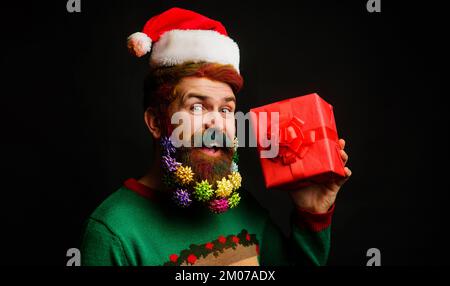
left=162, top=155, right=181, bottom=173
left=173, top=188, right=192, bottom=208
left=161, top=136, right=176, bottom=155
left=209, top=198, right=229, bottom=214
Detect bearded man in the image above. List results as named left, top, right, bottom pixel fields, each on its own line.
left=80, top=7, right=351, bottom=266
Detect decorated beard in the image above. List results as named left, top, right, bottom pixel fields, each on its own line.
left=160, top=128, right=241, bottom=213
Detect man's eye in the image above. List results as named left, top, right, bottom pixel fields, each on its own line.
left=221, top=107, right=232, bottom=113
left=191, top=104, right=203, bottom=113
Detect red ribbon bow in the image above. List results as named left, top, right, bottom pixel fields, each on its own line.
left=270, top=115, right=316, bottom=165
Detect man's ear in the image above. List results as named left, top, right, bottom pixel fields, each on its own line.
left=144, top=107, right=162, bottom=139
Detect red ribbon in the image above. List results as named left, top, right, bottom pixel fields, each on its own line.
left=261, top=99, right=338, bottom=167
left=269, top=115, right=316, bottom=165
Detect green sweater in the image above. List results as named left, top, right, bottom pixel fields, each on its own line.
left=80, top=178, right=334, bottom=266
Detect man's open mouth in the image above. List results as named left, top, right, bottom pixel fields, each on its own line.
left=200, top=147, right=220, bottom=155
left=199, top=142, right=225, bottom=155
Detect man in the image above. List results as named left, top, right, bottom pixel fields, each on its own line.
left=80, top=7, right=351, bottom=266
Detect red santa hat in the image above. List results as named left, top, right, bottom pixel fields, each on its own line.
left=127, top=7, right=240, bottom=73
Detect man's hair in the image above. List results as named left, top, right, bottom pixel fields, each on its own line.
left=143, top=62, right=244, bottom=115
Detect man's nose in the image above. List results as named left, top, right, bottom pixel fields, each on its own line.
left=203, top=111, right=225, bottom=131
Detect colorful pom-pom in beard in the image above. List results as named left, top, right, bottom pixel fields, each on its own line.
left=160, top=130, right=241, bottom=214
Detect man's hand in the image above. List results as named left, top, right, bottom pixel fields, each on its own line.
left=288, top=138, right=351, bottom=214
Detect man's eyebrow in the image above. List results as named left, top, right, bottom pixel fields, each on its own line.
left=224, top=96, right=236, bottom=103
left=181, top=93, right=236, bottom=103
left=182, top=93, right=209, bottom=102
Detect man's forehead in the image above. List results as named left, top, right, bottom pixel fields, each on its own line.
left=178, top=77, right=236, bottom=102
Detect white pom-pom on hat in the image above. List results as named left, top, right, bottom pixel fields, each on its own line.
left=127, top=32, right=152, bottom=57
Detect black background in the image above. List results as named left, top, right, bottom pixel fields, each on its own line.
left=0, top=0, right=447, bottom=266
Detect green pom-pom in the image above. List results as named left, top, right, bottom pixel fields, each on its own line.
left=232, top=151, right=239, bottom=164
left=228, top=192, right=241, bottom=209
left=193, top=180, right=214, bottom=202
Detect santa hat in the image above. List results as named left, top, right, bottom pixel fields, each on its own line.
left=127, top=7, right=240, bottom=73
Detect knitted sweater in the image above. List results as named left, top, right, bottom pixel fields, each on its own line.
left=80, top=178, right=334, bottom=266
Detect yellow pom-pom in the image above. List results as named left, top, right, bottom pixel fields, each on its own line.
left=228, top=172, right=242, bottom=190
left=175, top=165, right=195, bottom=186
left=215, top=177, right=233, bottom=198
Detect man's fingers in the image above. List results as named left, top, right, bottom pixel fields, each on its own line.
left=340, top=149, right=348, bottom=164
left=344, top=166, right=352, bottom=177
left=338, top=139, right=348, bottom=165
left=336, top=167, right=352, bottom=187
left=339, top=139, right=345, bottom=150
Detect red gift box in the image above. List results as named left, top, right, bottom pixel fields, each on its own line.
left=250, top=93, right=346, bottom=190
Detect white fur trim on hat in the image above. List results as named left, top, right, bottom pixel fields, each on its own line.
left=150, top=29, right=240, bottom=73
left=127, top=32, right=152, bottom=57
